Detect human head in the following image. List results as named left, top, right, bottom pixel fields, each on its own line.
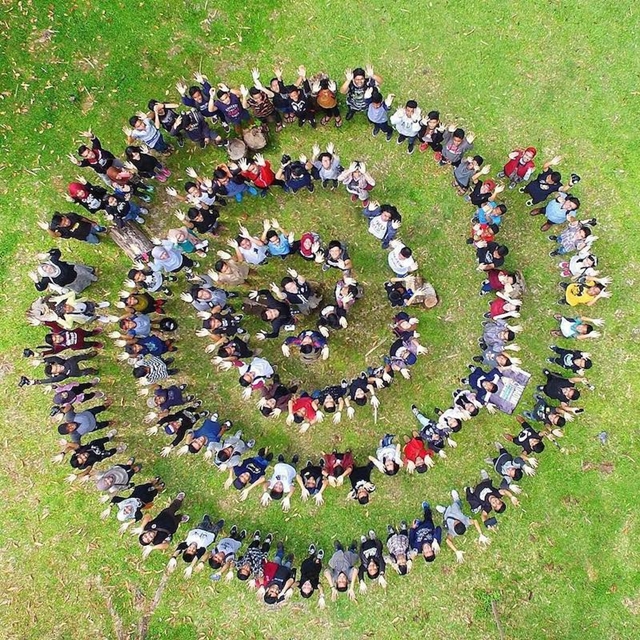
left=300, top=580, right=315, bottom=598
left=404, top=99, right=418, bottom=117
left=188, top=86, right=203, bottom=101
left=488, top=494, right=506, bottom=513
left=453, top=128, right=465, bottom=144
left=426, top=110, right=440, bottom=127
left=370, top=90, right=383, bottom=106
left=564, top=195, right=581, bottom=211
left=422, top=542, right=436, bottom=562
left=352, top=67, right=366, bottom=87
left=129, top=116, right=145, bottom=130
left=453, top=521, right=467, bottom=536
left=67, top=182, right=89, bottom=200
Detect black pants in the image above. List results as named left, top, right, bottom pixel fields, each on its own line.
left=370, top=120, right=393, bottom=135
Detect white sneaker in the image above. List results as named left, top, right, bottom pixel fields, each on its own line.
left=435, top=505, right=446, bottom=514
left=451, top=489, right=460, bottom=502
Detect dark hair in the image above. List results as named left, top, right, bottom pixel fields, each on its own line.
left=473, top=155, right=484, bottom=165
left=147, top=99, right=159, bottom=111
left=496, top=204, right=508, bottom=215
left=184, top=181, right=197, bottom=192
left=489, top=223, right=500, bottom=235
left=494, top=501, right=506, bottom=514
left=405, top=100, right=418, bottom=109
left=50, top=213, right=63, bottom=229
left=214, top=260, right=226, bottom=273
left=370, top=91, right=383, bottom=104
left=300, top=345, right=313, bottom=355
left=333, top=464, right=344, bottom=478
left=550, top=171, right=562, bottom=183
left=486, top=382, right=498, bottom=393
left=358, top=494, right=369, bottom=505
left=352, top=67, right=365, bottom=77
left=583, top=358, right=592, bottom=370
left=266, top=230, right=278, bottom=241
left=300, top=588, right=314, bottom=599
left=132, top=366, right=147, bottom=379
left=248, top=86, right=261, bottom=96
left=354, top=396, right=367, bottom=407
left=512, top=468, right=524, bottom=481
left=532, top=441, right=545, bottom=454
left=399, top=247, right=412, bottom=259
left=213, top=169, right=227, bottom=180
left=238, top=376, right=251, bottom=387
left=336, top=582, right=348, bottom=592
left=217, top=449, right=230, bottom=462
left=318, top=152, right=333, bottom=162
left=260, top=406, right=273, bottom=417
left=77, top=145, right=89, bottom=155
left=566, top=195, right=580, bottom=209
left=43, top=334, right=54, bottom=346
left=385, top=462, right=400, bottom=476
left=128, top=116, right=140, bottom=127
left=125, top=344, right=138, bottom=355
left=44, top=363, right=55, bottom=376
left=187, top=207, right=201, bottom=221
left=496, top=245, right=509, bottom=257
left=505, top=330, right=516, bottom=341
left=182, top=550, right=196, bottom=563
left=427, top=110, right=440, bottom=120
left=583, top=324, right=593, bottom=335
left=236, top=569, right=250, bottom=581
left=188, top=86, right=202, bottom=97
left=293, top=414, right=304, bottom=424
left=453, top=522, right=467, bottom=536
left=125, top=146, right=141, bottom=160
left=571, top=389, right=581, bottom=401
left=209, top=556, right=223, bottom=569
left=450, top=419, right=462, bottom=433
left=398, top=564, right=408, bottom=575
left=327, top=240, right=343, bottom=252
left=270, top=488, right=284, bottom=501
left=57, top=423, right=71, bottom=435
left=453, top=128, right=465, bottom=138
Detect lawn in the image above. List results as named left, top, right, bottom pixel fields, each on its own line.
left=0, top=1, right=639, bottom=639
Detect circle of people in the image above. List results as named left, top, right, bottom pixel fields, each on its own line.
left=20, top=63, right=610, bottom=608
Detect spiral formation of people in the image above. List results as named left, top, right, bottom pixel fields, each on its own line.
left=5, top=5, right=635, bottom=640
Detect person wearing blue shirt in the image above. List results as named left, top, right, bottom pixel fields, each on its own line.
left=408, top=502, right=442, bottom=563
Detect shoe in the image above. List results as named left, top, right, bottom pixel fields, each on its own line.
left=372, top=128, right=380, bottom=137
left=400, top=520, right=408, bottom=530
left=360, top=535, right=367, bottom=543
left=22, top=348, right=35, bottom=358
left=407, top=143, right=415, bottom=155
left=18, top=376, right=30, bottom=388
left=451, top=489, right=460, bottom=502
left=435, top=505, right=446, bottom=514
left=419, top=142, right=429, bottom=152
left=411, top=404, right=419, bottom=415
left=387, top=524, right=396, bottom=536
left=253, top=530, right=261, bottom=541
left=308, top=544, right=316, bottom=556
left=239, top=529, right=247, bottom=539
left=310, top=120, right=317, bottom=129
left=278, top=454, right=285, bottom=463
left=518, top=186, right=526, bottom=193
left=349, top=540, right=358, bottom=552
left=135, top=217, right=145, bottom=224
left=497, top=171, right=505, bottom=178
left=317, top=549, right=324, bottom=560
left=434, top=152, right=443, bottom=162
left=525, top=199, right=534, bottom=206
left=473, top=356, right=483, bottom=363
left=508, top=181, right=516, bottom=190
left=265, top=533, right=273, bottom=545
left=385, top=130, right=393, bottom=142
left=368, top=529, right=376, bottom=540
left=277, top=541, right=285, bottom=553
left=230, top=525, right=238, bottom=537
left=345, top=110, right=354, bottom=121
left=548, top=235, right=558, bottom=241
left=177, top=137, right=185, bottom=148
left=285, top=553, right=294, bottom=564
left=176, top=492, right=186, bottom=500
left=180, top=515, right=190, bottom=523
left=291, top=454, right=299, bottom=466
left=334, top=540, right=343, bottom=551
left=422, top=501, right=430, bottom=510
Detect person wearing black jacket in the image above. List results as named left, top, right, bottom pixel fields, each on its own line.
left=19, top=351, right=99, bottom=387
left=357, top=531, right=387, bottom=591
left=31, top=248, right=97, bottom=294
left=47, top=212, right=106, bottom=245
left=548, top=346, right=592, bottom=375
left=244, top=290, right=294, bottom=340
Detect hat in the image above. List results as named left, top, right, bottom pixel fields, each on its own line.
left=525, top=146, right=537, bottom=157
left=233, top=476, right=247, bottom=490
left=483, top=179, right=496, bottom=191
left=316, top=88, right=337, bottom=109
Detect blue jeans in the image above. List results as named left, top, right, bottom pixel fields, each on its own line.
left=152, top=135, right=169, bottom=152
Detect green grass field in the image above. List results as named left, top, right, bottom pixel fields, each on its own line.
left=1, top=1, right=639, bottom=639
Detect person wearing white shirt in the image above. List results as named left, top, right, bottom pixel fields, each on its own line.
left=387, top=240, right=418, bottom=277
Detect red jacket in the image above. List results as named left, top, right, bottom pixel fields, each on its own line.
left=241, top=162, right=275, bottom=189
left=403, top=437, right=433, bottom=462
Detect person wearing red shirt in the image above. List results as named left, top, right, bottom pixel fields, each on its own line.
left=486, top=292, right=522, bottom=320
left=467, top=222, right=499, bottom=247
left=287, top=394, right=320, bottom=432
left=402, top=435, right=435, bottom=474
left=256, top=541, right=296, bottom=605
left=499, top=147, right=537, bottom=189
left=238, top=153, right=283, bottom=196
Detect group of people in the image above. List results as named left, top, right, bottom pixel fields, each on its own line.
left=20, top=62, right=609, bottom=607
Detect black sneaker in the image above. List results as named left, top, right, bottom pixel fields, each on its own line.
left=473, top=356, right=483, bottom=363
left=239, top=529, right=247, bottom=540
left=334, top=540, right=344, bottom=551
left=291, top=454, right=299, bottom=466
left=386, top=130, right=393, bottom=142
left=18, top=376, right=30, bottom=388
left=387, top=524, right=395, bottom=536
left=253, top=530, right=261, bottom=541
left=23, top=348, right=35, bottom=358
left=372, top=127, right=380, bottom=137
left=407, top=143, right=415, bottom=155
left=277, top=454, right=285, bottom=463
left=177, top=137, right=185, bottom=148
left=317, top=549, right=325, bottom=560
left=308, top=544, right=317, bottom=556
left=548, top=235, right=558, bottom=241
left=230, top=525, right=238, bottom=538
